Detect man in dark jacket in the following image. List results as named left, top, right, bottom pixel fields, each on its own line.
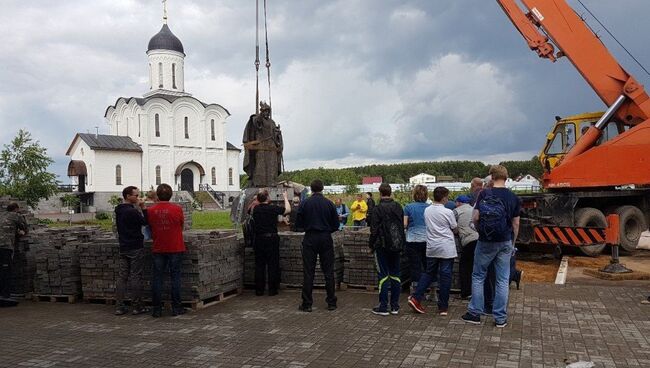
left=251, top=190, right=290, bottom=296
left=369, top=183, right=405, bottom=316
left=114, top=186, right=149, bottom=316
left=365, top=192, right=376, bottom=226
left=295, top=179, right=340, bottom=312
left=0, top=203, right=28, bottom=307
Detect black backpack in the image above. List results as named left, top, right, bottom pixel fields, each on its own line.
left=375, top=203, right=405, bottom=252
left=477, top=189, right=510, bottom=241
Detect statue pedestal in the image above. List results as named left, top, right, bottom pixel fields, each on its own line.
left=230, top=181, right=307, bottom=227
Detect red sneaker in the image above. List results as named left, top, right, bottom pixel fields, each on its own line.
left=408, top=296, right=426, bottom=314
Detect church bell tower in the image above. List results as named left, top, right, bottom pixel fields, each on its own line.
left=143, top=0, right=191, bottom=97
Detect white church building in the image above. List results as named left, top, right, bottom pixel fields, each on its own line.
left=66, top=14, right=240, bottom=209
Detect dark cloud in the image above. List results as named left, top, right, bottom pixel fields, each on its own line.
left=1, top=0, right=649, bottom=180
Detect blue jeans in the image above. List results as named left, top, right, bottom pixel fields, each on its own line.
left=413, top=257, right=453, bottom=310
left=468, top=240, right=513, bottom=324
left=374, top=248, right=401, bottom=310
left=152, top=252, right=184, bottom=311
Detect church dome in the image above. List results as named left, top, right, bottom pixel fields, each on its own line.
left=147, top=24, right=185, bottom=55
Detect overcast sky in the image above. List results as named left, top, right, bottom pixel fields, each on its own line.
left=1, top=0, right=650, bottom=180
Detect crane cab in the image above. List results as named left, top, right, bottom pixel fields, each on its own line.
left=538, top=111, right=630, bottom=172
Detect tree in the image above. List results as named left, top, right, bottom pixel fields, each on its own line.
left=60, top=194, right=80, bottom=211
left=0, top=130, right=59, bottom=208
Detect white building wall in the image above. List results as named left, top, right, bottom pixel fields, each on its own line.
left=227, top=150, right=241, bottom=190
left=146, top=50, right=185, bottom=92
left=92, top=151, right=142, bottom=192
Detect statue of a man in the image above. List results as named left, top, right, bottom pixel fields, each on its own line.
left=243, top=102, right=284, bottom=187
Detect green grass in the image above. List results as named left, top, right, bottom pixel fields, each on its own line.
left=191, top=211, right=234, bottom=230
left=45, top=218, right=113, bottom=231
left=45, top=211, right=234, bottom=231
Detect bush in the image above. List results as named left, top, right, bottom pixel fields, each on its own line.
left=95, top=212, right=111, bottom=221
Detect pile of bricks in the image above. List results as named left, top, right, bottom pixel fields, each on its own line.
left=32, top=227, right=102, bottom=296
left=342, top=229, right=411, bottom=288
left=11, top=236, right=37, bottom=296
left=79, top=230, right=243, bottom=302
left=78, top=233, right=121, bottom=299
left=244, top=231, right=344, bottom=288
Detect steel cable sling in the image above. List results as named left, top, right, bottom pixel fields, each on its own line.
left=254, top=0, right=273, bottom=116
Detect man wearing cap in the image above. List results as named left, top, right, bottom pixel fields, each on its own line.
left=453, top=195, right=479, bottom=300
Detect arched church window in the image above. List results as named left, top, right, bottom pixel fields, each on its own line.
left=115, top=165, right=122, bottom=186
left=184, top=117, right=189, bottom=139
left=228, top=168, right=233, bottom=186
left=158, top=62, right=163, bottom=88
left=138, top=120, right=141, bottom=138
left=211, top=167, right=216, bottom=185
left=149, top=63, right=152, bottom=90
left=172, top=63, right=177, bottom=89
left=211, top=119, right=215, bottom=141
left=155, top=114, right=160, bottom=137
left=155, top=166, right=161, bottom=185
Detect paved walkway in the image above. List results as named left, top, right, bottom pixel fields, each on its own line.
left=1, top=284, right=649, bottom=368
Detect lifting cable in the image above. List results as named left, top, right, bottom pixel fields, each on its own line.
left=577, top=0, right=650, bottom=78
left=264, top=0, right=272, bottom=117
left=254, top=0, right=273, bottom=116
left=255, top=0, right=260, bottom=114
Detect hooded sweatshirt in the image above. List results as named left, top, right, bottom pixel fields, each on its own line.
left=114, top=203, right=147, bottom=252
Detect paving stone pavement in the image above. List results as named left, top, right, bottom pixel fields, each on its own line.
left=1, top=284, right=649, bottom=368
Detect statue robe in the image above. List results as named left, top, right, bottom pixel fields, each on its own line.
left=242, top=114, right=283, bottom=187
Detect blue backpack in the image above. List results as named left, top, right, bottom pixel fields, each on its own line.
left=477, top=189, right=510, bottom=241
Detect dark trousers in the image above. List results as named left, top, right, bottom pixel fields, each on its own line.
left=254, top=234, right=280, bottom=294
left=115, top=248, right=145, bottom=306
left=301, top=232, right=337, bottom=307
left=375, top=248, right=401, bottom=310
left=459, top=241, right=477, bottom=298
left=152, top=252, right=183, bottom=311
left=0, top=249, right=13, bottom=299
left=405, top=242, right=427, bottom=286
left=413, top=257, right=454, bottom=310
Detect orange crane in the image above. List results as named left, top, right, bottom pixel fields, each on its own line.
left=496, top=0, right=650, bottom=256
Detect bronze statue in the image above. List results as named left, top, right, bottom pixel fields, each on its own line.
left=243, top=102, right=284, bottom=187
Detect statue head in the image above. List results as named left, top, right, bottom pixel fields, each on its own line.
left=260, top=101, right=271, bottom=117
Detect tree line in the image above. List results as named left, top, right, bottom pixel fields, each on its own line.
left=264, top=157, right=543, bottom=187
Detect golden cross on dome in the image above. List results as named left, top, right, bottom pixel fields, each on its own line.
left=162, top=0, right=168, bottom=24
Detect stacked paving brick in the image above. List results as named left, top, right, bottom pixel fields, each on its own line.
left=78, top=233, right=122, bottom=298
left=79, top=230, right=243, bottom=302
left=244, top=231, right=345, bottom=288
left=33, top=227, right=102, bottom=296
left=11, top=236, right=37, bottom=295
left=342, top=229, right=411, bottom=288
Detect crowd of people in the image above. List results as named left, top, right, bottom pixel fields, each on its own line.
left=2, top=165, right=647, bottom=319
left=246, top=165, right=524, bottom=326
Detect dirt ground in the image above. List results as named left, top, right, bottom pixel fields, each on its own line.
left=518, top=258, right=560, bottom=283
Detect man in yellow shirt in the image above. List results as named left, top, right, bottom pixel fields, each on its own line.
left=350, top=193, right=368, bottom=229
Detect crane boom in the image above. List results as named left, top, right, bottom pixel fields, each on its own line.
left=497, top=0, right=650, bottom=126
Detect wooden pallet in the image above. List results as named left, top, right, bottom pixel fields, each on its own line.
left=185, top=288, right=241, bottom=310
left=279, top=283, right=342, bottom=290
left=83, top=288, right=242, bottom=311
left=32, top=294, right=77, bottom=304
left=340, top=283, right=376, bottom=291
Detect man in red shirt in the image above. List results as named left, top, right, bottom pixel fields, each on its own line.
left=147, top=183, right=186, bottom=318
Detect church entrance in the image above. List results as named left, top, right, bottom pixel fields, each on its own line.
left=78, top=175, right=86, bottom=193
left=180, top=168, right=194, bottom=192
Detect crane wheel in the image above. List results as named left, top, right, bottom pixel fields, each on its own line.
left=614, top=205, right=647, bottom=254
left=574, top=207, right=607, bottom=257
